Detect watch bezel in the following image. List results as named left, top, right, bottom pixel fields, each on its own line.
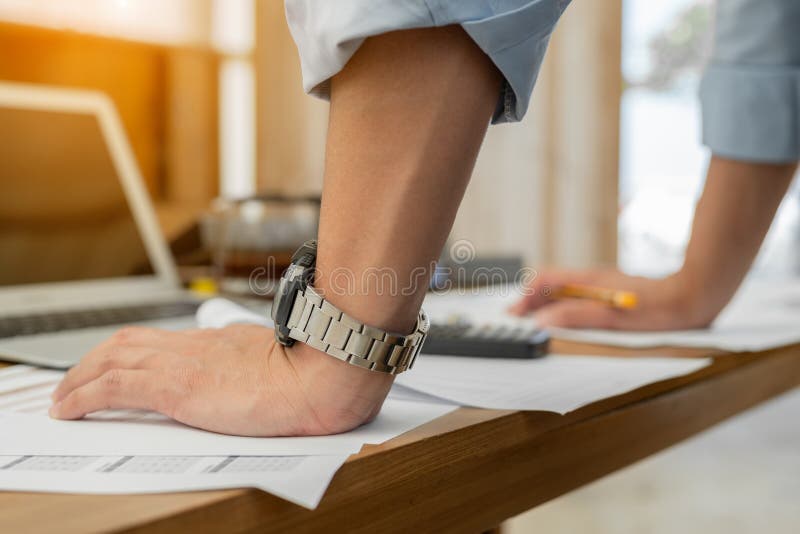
left=271, top=240, right=317, bottom=345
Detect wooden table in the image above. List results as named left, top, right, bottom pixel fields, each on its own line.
left=2, top=340, right=799, bottom=534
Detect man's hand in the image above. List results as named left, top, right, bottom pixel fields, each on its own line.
left=509, top=269, right=708, bottom=331
left=49, top=325, right=393, bottom=436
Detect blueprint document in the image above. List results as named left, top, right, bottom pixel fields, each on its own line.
left=0, top=365, right=457, bottom=508
left=0, top=454, right=348, bottom=509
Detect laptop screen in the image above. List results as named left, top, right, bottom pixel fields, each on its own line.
left=0, top=107, right=155, bottom=286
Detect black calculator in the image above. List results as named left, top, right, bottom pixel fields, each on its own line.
left=423, top=319, right=550, bottom=359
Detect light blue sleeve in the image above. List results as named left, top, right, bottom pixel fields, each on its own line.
left=285, top=0, right=571, bottom=124
left=699, top=0, right=800, bottom=163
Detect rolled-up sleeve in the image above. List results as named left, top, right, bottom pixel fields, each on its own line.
left=285, top=0, right=570, bottom=124
left=700, top=0, right=800, bottom=163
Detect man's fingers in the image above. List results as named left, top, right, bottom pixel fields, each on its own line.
left=533, top=300, right=622, bottom=329
left=51, top=346, right=167, bottom=403
left=49, top=370, right=169, bottom=420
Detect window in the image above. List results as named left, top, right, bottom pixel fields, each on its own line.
left=619, top=0, right=800, bottom=279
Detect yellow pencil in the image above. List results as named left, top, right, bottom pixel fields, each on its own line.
left=552, top=284, right=639, bottom=310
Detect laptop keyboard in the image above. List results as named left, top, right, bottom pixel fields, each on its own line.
left=0, top=302, right=200, bottom=339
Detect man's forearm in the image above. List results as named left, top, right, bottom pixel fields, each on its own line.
left=678, top=155, right=796, bottom=323
left=316, top=27, right=501, bottom=333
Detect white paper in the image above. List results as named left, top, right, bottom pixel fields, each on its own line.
left=396, top=354, right=710, bottom=413
left=0, top=454, right=349, bottom=509
left=0, top=366, right=457, bottom=456
left=550, top=279, right=800, bottom=351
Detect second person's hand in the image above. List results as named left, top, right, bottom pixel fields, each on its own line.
left=509, top=268, right=716, bottom=331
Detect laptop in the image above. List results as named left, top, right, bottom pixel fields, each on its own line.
left=0, top=82, right=199, bottom=369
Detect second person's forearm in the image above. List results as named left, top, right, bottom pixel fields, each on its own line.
left=676, top=155, right=796, bottom=324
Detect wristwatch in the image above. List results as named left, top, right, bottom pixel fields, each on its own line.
left=271, top=240, right=429, bottom=374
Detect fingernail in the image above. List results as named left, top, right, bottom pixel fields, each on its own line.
left=49, top=402, right=62, bottom=418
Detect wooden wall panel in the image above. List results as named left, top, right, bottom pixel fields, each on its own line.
left=545, top=1, right=623, bottom=267
left=255, top=1, right=328, bottom=195
left=448, top=1, right=624, bottom=268
left=164, top=49, right=220, bottom=205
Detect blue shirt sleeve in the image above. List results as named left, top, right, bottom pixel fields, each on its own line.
left=700, top=0, right=800, bottom=163
left=285, top=0, right=570, bottom=124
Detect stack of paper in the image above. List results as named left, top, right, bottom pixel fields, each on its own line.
left=0, top=365, right=456, bottom=508
left=0, top=351, right=708, bottom=508
left=0, top=454, right=350, bottom=509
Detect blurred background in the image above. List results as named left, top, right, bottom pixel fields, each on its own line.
left=0, top=0, right=796, bottom=532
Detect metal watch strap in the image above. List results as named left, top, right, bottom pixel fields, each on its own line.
left=284, top=286, right=427, bottom=374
